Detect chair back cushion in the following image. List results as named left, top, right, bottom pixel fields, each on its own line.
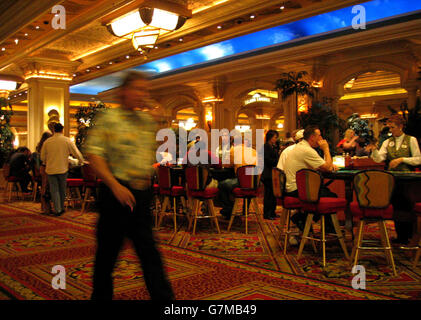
left=353, top=170, right=395, bottom=209
left=237, top=165, right=260, bottom=190
left=157, top=165, right=172, bottom=189
left=272, top=168, right=286, bottom=198
left=185, top=166, right=210, bottom=191
left=296, top=169, right=321, bottom=203
left=82, top=164, right=97, bottom=182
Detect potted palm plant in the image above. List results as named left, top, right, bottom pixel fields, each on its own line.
left=275, top=71, right=316, bottom=127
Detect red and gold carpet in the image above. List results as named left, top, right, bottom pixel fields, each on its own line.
left=0, top=198, right=420, bottom=300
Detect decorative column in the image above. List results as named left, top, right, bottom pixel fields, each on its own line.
left=18, top=57, right=80, bottom=151
left=330, top=95, right=342, bottom=147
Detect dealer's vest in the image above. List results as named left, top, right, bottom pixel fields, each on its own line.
left=386, top=134, right=413, bottom=171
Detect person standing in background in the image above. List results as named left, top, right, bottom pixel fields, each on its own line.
left=41, top=123, right=84, bottom=216
left=261, top=130, right=279, bottom=220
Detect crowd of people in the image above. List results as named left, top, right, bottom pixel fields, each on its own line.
left=2, top=69, right=421, bottom=301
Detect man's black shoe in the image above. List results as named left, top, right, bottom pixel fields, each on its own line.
left=55, top=210, right=64, bottom=216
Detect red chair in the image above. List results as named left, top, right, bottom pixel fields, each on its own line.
left=412, top=202, right=421, bottom=267
left=157, top=165, right=187, bottom=232
left=296, top=169, right=350, bottom=267
left=65, top=178, right=83, bottom=209
left=185, top=166, right=220, bottom=235
left=272, top=168, right=303, bottom=254
left=227, top=165, right=262, bottom=234
left=81, top=164, right=100, bottom=213
left=350, top=170, right=397, bottom=276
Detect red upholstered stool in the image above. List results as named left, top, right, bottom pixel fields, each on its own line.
left=157, top=165, right=187, bottom=232
left=185, top=166, right=220, bottom=235
left=296, top=169, right=350, bottom=267
left=227, top=165, right=262, bottom=234
left=81, top=165, right=100, bottom=213
left=272, top=168, right=303, bottom=254
left=413, top=203, right=421, bottom=267
left=65, top=178, right=83, bottom=209
left=350, top=170, right=397, bottom=276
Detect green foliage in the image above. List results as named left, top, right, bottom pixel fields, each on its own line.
left=298, top=97, right=341, bottom=148
left=74, top=102, right=107, bottom=150
left=275, top=71, right=315, bottom=100
left=346, top=113, right=374, bottom=144
left=0, top=97, right=14, bottom=167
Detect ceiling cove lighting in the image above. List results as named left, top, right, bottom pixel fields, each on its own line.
left=103, top=0, right=192, bottom=54
left=0, top=80, right=18, bottom=91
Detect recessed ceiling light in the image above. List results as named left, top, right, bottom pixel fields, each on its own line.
left=73, top=74, right=76, bottom=77
left=109, top=61, right=113, bottom=64
left=280, top=6, right=285, bottom=10
left=250, top=15, right=255, bottom=19
left=1, top=48, right=5, bottom=51
left=14, top=39, right=19, bottom=44
left=86, top=69, right=90, bottom=72
left=96, top=66, right=100, bottom=69
left=35, top=26, right=40, bottom=29
left=179, top=38, right=183, bottom=42
left=24, top=33, right=28, bottom=37
left=154, top=46, right=158, bottom=49
left=126, top=55, right=130, bottom=59
left=217, top=25, right=222, bottom=29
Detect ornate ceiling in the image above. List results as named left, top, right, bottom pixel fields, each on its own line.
left=0, top=0, right=366, bottom=84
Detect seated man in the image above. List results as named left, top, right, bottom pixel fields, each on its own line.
left=8, top=147, right=32, bottom=192
left=366, top=114, right=421, bottom=244
left=218, top=134, right=257, bottom=220
left=284, top=125, right=337, bottom=231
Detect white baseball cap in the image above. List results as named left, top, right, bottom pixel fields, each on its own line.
left=295, top=129, right=304, bottom=140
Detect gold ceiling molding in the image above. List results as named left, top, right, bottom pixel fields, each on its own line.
left=17, top=57, right=81, bottom=81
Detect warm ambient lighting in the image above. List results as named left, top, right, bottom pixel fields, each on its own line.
left=201, top=97, right=224, bottom=103
left=0, top=80, right=18, bottom=90
left=360, top=113, right=378, bottom=119
left=25, top=71, right=72, bottom=81
left=244, top=93, right=271, bottom=105
left=256, top=114, right=271, bottom=120
left=179, top=118, right=196, bottom=130
left=235, top=125, right=250, bottom=133
left=205, top=111, right=213, bottom=122
left=103, top=0, right=192, bottom=53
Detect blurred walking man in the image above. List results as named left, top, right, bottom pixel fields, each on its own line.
left=85, top=71, right=173, bottom=300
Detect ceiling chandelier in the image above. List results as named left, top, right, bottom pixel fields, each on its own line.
left=103, top=0, right=192, bottom=56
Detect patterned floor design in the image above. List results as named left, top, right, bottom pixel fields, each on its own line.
left=0, top=193, right=420, bottom=300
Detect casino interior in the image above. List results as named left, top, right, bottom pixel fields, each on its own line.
left=0, top=0, right=421, bottom=301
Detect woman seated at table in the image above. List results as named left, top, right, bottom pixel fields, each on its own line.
left=337, top=129, right=359, bottom=156
left=366, top=114, right=421, bottom=244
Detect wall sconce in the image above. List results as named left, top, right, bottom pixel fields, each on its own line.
left=205, top=111, right=213, bottom=130
left=103, top=0, right=192, bottom=53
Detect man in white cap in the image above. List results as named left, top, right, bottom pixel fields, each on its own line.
left=277, top=129, right=304, bottom=171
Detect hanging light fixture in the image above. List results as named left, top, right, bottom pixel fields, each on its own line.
left=103, top=0, right=192, bottom=52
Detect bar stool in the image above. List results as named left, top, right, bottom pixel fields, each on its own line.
left=65, top=178, right=83, bottom=209
left=5, top=176, right=23, bottom=202
left=185, top=166, right=220, bottom=235
left=272, top=168, right=303, bottom=254
left=227, top=165, right=262, bottom=234
left=296, top=169, right=350, bottom=267
left=350, top=170, right=397, bottom=276
left=413, top=202, right=421, bottom=267
left=81, top=165, right=100, bottom=213
left=157, top=165, right=187, bottom=232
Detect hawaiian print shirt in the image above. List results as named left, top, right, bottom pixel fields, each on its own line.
left=84, top=107, right=157, bottom=190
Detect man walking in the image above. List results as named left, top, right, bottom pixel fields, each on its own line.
left=41, top=122, right=84, bottom=216
left=85, top=71, right=173, bottom=300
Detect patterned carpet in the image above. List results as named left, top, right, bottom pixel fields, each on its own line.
left=0, top=193, right=420, bottom=300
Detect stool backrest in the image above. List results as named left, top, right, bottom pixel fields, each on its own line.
left=81, top=164, right=96, bottom=182
left=185, top=166, right=210, bottom=191
left=296, top=169, right=322, bottom=203
left=353, top=170, right=395, bottom=209
left=272, top=168, right=286, bottom=198
left=157, top=165, right=172, bottom=189
left=237, top=165, right=260, bottom=190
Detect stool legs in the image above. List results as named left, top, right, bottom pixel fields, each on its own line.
left=283, top=209, right=291, bottom=255
left=332, top=214, right=350, bottom=260
left=297, top=213, right=314, bottom=260
left=414, top=239, right=421, bottom=267
left=379, top=220, right=397, bottom=276
left=227, top=199, right=240, bottom=232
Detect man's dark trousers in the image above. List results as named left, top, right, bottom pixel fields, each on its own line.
left=91, top=183, right=173, bottom=300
